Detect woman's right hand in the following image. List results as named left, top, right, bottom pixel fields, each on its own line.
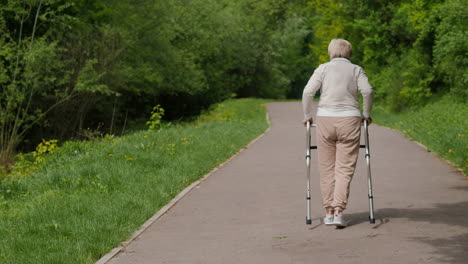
left=362, top=117, right=372, bottom=125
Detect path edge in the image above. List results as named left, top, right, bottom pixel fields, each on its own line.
left=95, top=111, right=272, bottom=264
left=379, top=125, right=465, bottom=176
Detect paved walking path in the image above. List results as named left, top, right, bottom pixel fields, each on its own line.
left=107, top=102, right=467, bottom=264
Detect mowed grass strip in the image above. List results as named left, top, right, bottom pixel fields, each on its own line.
left=0, top=98, right=269, bottom=264
left=372, top=95, right=468, bottom=176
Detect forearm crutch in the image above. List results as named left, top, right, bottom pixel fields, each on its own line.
left=363, top=120, right=375, bottom=224
left=305, top=120, right=375, bottom=225
left=305, top=121, right=315, bottom=225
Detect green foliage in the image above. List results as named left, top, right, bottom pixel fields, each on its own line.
left=373, top=95, right=468, bottom=175
left=398, top=50, right=434, bottom=108
left=0, top=0, right=120, bottom=164
left=307, top=0, right=350, bottom=64
left=433, top=0, right=468, bottom=99
left=146, top=105, right=165, bottom=131
left=1, top=0, right=314, bottom=165
left=1, top=0, right=465, bottom=174
left=112, top=0, right=311, bottom=111
left=266, top=14, right=311, bottom=98
left=373, top=50, right=434, bottom=111
left=0, top=98, right=268, bottom=263
left=74, top=59, right=114, bottom=95
left=305, top=0, right=466, bottom=111
left=8, top=139, right=59, bottom=178
left=303, top=0, right=467, bottom=177
left=196, top=100, right=266, bottom=124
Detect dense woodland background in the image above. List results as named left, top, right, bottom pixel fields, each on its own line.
left=0, top=0, right=466, bottom=165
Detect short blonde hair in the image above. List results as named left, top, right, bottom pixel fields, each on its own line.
left=328, top=39, right=352, bottom=59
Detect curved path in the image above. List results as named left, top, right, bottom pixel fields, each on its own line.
left=106, top=102, right=467, bottom=264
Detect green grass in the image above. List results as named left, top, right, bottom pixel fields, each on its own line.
left=0, top=98, right=269, bottom=264
left=372, top=95, right=468, bottom=176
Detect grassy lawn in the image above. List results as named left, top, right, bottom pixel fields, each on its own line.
left=372, top=95, right=467, bottom=176
left=0, top=98, right=269, bottom=264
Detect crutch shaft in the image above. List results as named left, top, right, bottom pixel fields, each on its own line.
left=364, top=120, right=375, bottom=224
left=305, top=121, right=312, bottom=225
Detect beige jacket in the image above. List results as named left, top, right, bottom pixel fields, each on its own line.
left=302, top=58, right=373, bottom=119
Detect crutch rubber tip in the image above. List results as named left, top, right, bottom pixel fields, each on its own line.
left=306, top=219, right=312, bottom=225
left=369, top=217, right=375, bottom=224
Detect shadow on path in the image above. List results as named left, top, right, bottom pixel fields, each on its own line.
left=346, top=201, right=468, bottom=263
left=347, top=201, right=468, bottom=227
left=450, top=185, right=468, bottom=191
left=410, top=233, right=468, bottom=264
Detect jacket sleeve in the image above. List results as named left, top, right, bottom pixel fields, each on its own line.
left=357, top=67, right=373, bottom=118
left=302, top=65, right=324, bottom=119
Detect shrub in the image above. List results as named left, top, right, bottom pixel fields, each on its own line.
left=146, top=105, right=165, bottom=131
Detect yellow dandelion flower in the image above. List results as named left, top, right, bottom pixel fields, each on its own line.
left=448, top=149, right=453, bottom=153
left=144, top=136, right=148, bottom=139
left=108, top=154, right=113, bottom=157
left=127, top=158, right=133, bottom=161
left=146, top=144, right=151, bottom=148
left=259, top=104, right=265, bottom=108
left=457, top=133, right=462, bottom=136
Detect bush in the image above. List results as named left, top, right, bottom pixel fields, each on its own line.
left=146, top=105, right=165, bottom=131
left=433, top=0, right=468, bottom=100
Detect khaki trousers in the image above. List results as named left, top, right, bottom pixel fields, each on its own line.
left=316, top=116, right=361, bottom=212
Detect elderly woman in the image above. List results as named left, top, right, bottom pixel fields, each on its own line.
left=302, top=39, right=373, bottom=227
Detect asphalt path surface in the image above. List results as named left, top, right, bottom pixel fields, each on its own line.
left=107, top=102, right=467, bottom=264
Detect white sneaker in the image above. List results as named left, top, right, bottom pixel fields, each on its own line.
left=323, top=214, right=334, bottom=225
left=333, top=214, right=349, bottom=227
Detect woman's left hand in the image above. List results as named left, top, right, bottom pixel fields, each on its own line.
left=302, top=118, right=313, bottom=126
